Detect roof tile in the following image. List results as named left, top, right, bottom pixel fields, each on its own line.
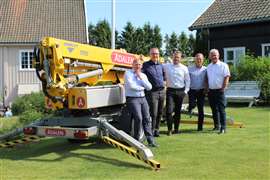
left=0, top=0, right=87, bottom=43
left=189, top=0, right=270, bottom=30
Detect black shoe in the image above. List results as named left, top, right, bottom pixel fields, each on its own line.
left=167, top=130, right=172, bottom=136
left=197, top=128, right=203, bottom=131
left=154, top=130, right=160, bottom=137
left=212, top=127, right=220, bottom=131
left=148, top=142, right=159, bottom=148
left=173, top=130, right=180, bottom=134
left=218, top=129, right=226, bottom=134
left=188, top=109, right=193, bottom=118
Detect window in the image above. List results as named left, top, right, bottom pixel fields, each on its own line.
left=19, top=50, right=34, bottom=70
left=224, top=47, right=245, bottom=66
left=262, top=43, right=270, bottom=57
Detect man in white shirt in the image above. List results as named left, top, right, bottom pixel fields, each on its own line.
left=124, top=58, right=158, bottom=147
left=163, top=51, right=190, bottom=135
left=207, top=49, right=230, bottom=134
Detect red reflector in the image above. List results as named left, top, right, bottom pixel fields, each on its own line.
left=74, top=130, right=88, bottom=139
left=23, top=127, right=37, bottom=135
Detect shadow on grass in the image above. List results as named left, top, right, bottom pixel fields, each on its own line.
left=0, top=137, right=148, bottom=170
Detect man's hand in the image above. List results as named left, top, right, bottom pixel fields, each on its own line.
left=135, top=71, right=142, bottom=80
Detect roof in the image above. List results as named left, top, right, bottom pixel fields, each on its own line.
left=189, top=0, right=270, bottom=30
left=0, top=0, right=87, bottom=44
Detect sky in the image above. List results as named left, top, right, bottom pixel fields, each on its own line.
left=85, top=0, right=215, bottom=37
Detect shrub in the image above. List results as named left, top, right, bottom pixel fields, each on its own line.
left=19, top=110, right=43, bottom=124
left=235, top=56, right=270, bottom=103
left=12, top=92, right=45, bottom=115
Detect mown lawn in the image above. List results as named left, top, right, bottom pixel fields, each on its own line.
left=0, top=106, right=269, bottom=180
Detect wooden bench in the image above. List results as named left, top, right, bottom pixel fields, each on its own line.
left=225, top=81, right=261, bottom=107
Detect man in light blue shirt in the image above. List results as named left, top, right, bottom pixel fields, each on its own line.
left=188, top=53, right=207, bottom=131
left=124, top=58, right=158, bottom=147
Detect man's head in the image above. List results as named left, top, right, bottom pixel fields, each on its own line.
left=194, top=53, right=204, bottom=67
left=150, top=48, right=160, bottom=63
left=132, top=58, right=143, bottom=72
left=172, top=51, right=182, bottom=65
left=209, top=49, right=220, bottom=64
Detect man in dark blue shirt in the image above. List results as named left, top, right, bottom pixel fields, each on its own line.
left=142, top=48, right=165, bottom=137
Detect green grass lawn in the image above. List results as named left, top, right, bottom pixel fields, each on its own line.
left=0, top=106, right=269, bottom=180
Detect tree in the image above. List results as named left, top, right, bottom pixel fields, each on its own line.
left=164, top=34, right=170, bottom=56
left=152, top=25, right=163, bottom=55
left=194, top=29, right=208, bottom=57
left=178, top=32, right=189, bottom=57
left=166, top=32, right=178, bottom=56
left=187, top=34, right=196, bottom=56
left=119, top=22, right=136, bottom=53
left=88, top=20, right=112, bottom=48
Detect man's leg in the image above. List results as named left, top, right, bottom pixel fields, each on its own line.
left=166, top=90, right=174, bottom=135
left=173, top=90, right=184, bottom=133
left=154, top=90, right=165, bottom=136
left=141, top=98, right=156, bottom=145
left=126, top=98, right=143, bottom=140
left=149, top=91, right=159, bottom=132
left=217, top=91, right=226, bottom=132
left=208, top=91, right=220, bottom=130
left=188, top=90, right=196, bottom=115
left=197, top=90, right=205, bottom=131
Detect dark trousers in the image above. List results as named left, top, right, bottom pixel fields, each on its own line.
left=126, top=97, right=154, bottom=144
left=208, top=89, right=227, bottom=130
left=166, top=88, right=185, bottom=131
left=188, top=89, right=205, bottom=130
left=146, top=90, right=165, bottom=132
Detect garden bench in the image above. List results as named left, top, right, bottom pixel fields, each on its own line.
left=225, top=81, right=261, bottom=107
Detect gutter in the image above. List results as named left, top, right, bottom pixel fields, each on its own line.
left=189, top=18, right=270, bottom=31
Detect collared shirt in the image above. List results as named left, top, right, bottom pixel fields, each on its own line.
left=207, top=60, right=230, bottom=89
left=124, top=70, right=152, bottom=97
left=142, top=60, right=165, bottom=91
left=163, top=63, right=190, bottom=94
left=188, top=65, right=207, bottom=90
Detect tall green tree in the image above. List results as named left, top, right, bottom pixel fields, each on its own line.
left=119, top=22, right=136, bottom=53
left=187, top=34, right=196, bottom=56
left=178, top=32, right=189, bottom=57
left=195, top=29, right=209, bottom=57
left=88, top=20, right=112, bottom=48
left=152, top=25, right=163, bottom=55
left=164, top=34, right=170, bottom=56
left=166, top=32, right=178, bottom=56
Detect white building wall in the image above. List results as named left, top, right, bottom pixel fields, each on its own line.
left=0, top=45, right=41, bottom=105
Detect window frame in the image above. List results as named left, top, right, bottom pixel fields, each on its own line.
left=223, top=47, right=245, bottom=66
left=261, top=43, right=270, bottom=57
left=19, top=50, right=35, bottom=71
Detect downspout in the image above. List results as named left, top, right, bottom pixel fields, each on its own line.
left=207, top=28, right=210, bottom=52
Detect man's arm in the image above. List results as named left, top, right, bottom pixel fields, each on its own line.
left=184, top=68, right=190, bottom=94
left=221, top=76, right=230, bottom=92
left=124, top=72, right=145, bottom=91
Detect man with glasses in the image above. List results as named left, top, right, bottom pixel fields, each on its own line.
left=142, top=48, right=165, bottom=137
